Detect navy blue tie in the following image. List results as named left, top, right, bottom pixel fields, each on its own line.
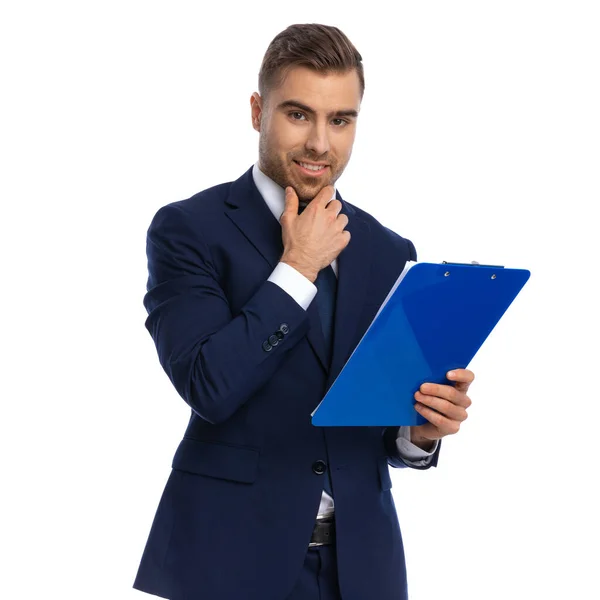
left=315, top=265, right=337, bottom=369
left=297, top=202, right=338, bottom=367
left=314, top=265, right=337, bottom=497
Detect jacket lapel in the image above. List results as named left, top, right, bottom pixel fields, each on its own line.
left=328, top=191, right=372, bottom=386
left=225, top=167, right=284, bottom=269
left=224, top=167, right=330, bottom=372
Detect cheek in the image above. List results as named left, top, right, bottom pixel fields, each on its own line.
left=331, top=146, right=351, bottom=169
left=269, top=118, right=306, bottom=153
left=333, top=130, right=356, bottom=159
left=342, top=130, right=357, bottom=154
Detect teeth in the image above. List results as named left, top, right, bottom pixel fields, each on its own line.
left=299, top=162, right=326, bottom=171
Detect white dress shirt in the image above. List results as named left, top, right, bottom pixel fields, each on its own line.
left=252, top=162, right=438, bottom=518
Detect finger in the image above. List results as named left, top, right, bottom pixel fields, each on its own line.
left=414, top=391, right=469, bottom=421
left=414, top=403, right=461, bottom=435
left=326, top=198, right=343, bottom=216
left=283, top=186, right=299, bottom=215
left=335, top=213, right=349, bottom=230
left=419, top=383, right=472, bottom=408
left=314, top=185, right=336, bottom=208
left=446, top=369, right=475, bottom=393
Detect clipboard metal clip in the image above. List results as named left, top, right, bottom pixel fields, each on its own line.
left=442, top=261, right=505, bottom=269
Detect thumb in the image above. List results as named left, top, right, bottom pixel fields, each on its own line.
left=284, top=186, right=299, bottom=215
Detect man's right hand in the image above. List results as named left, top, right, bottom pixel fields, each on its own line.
left=279, top=185, right=351, bottom=283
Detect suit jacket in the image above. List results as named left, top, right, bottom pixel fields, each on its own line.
left=133, top=165, right=441, bottom=600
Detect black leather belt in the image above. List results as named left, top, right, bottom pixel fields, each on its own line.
left=309, top=517, right=336, bottom=547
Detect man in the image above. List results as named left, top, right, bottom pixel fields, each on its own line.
left=134, top=23, right=473, bottom=600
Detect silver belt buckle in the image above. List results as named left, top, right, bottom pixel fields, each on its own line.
left=309, top=516, right=334, bottom=547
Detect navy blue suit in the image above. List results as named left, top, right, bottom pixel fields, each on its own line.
left=133, top=166, right=441, bottom=600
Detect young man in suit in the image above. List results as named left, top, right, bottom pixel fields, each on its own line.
left=134, top=23, right=474, bottom=600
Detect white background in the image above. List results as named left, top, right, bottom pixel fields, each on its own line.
left=1, top=1, right=599, bottom=599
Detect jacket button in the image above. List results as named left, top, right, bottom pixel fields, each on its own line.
left=262, top=341, right=273, bottom=352
left=268, top=334, right=279, bottom=346
left=275, top=330, right=284, bottom=341
left=312, top=460, right=327, bottom=475
left=279, top=323, right=290, bottom=335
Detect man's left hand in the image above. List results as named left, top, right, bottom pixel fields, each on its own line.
left=410, top=369, right=475, bottom=451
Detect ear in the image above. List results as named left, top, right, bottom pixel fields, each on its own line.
left=250, top=92, right=263, bottom=132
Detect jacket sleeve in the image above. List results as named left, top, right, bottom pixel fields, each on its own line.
left=143, top=203, right=310, bottom=424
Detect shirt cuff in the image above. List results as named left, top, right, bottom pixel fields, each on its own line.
left=395, top=426, right=439, bottom=465
left=268, top=262, right=317, bottom=310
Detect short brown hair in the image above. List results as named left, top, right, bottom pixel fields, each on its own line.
left=258, top=24, right=364, bottom=103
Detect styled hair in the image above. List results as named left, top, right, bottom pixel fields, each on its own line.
left=258, top=24, right=364, bottom=103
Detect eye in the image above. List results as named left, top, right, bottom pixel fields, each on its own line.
left=289, top=111, right=306, bottom=121
left=332, top=118, right=349, bottom=127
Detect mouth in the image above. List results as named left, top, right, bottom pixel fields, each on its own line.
left=293, top=160, right=329, bottom=177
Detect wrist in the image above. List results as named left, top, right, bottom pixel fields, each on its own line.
left=410, top=429, right=437, bottom=452
left=281, top=254, right=318, bottom=283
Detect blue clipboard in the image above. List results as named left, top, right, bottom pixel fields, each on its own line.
left=311, top=262, right=530, bottom=426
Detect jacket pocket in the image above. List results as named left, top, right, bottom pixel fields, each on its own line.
left=171, top=437, right=260, bottom=484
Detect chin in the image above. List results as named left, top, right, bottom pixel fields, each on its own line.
left=298, top=185, right=331, bottom=203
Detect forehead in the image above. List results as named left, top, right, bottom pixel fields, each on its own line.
left=269, top=66, right=361, bottom=113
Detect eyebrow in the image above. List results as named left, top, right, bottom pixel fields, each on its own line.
left=276, top=100, right=359, bottom=119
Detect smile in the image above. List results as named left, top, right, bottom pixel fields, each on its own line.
left=294, top=161, right=329, bottom=177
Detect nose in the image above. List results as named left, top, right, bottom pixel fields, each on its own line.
left=305, top=121, right=330, bottom=156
